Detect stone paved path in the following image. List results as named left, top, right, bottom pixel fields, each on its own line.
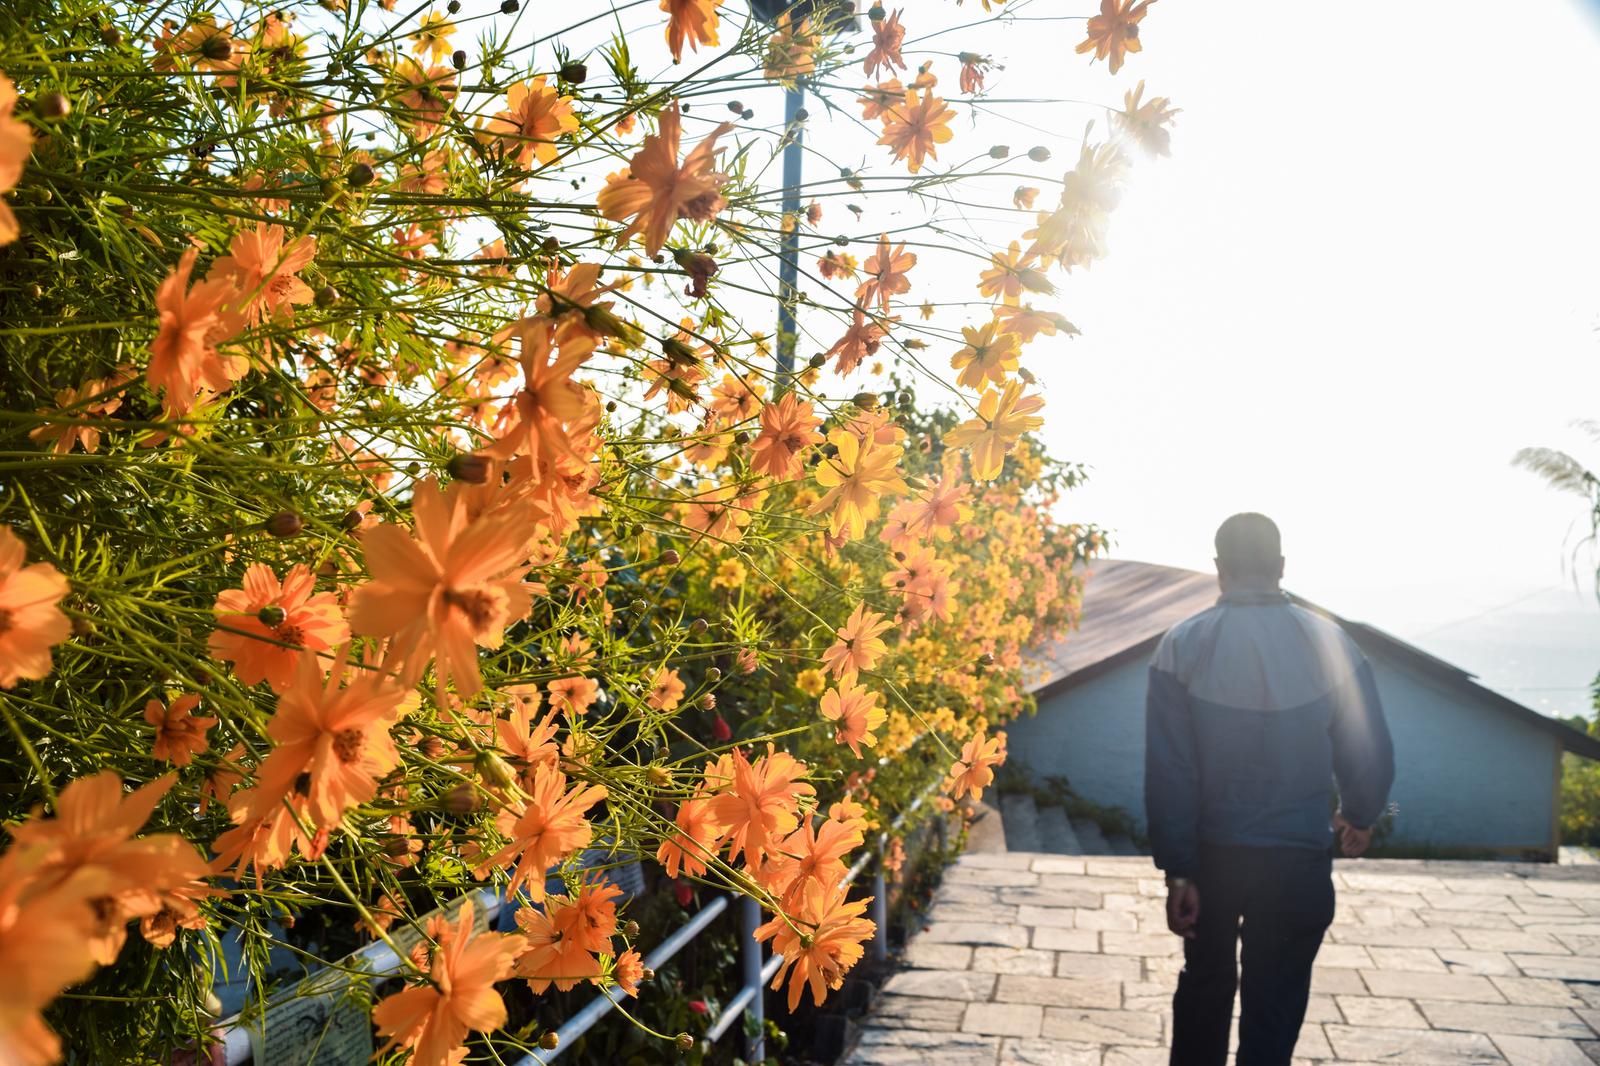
left=844, top=852, right=1600, bottom=1065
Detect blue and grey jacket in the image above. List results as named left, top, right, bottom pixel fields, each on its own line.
left=1144, top=584, right=1395, bottom=877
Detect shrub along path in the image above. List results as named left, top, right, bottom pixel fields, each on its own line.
left=843, top=851, right=1600, bottom=1065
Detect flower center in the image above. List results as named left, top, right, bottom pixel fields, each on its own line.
left=0, top=607, right=12, bottom=635
left=443, top=586, right=502, bottom=632
left=332, top=727, right=366, bottom=764
left=276, top=622, right=306, bottom=646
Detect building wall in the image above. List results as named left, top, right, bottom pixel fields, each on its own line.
left=1007, top=650, right=1562, bottom=856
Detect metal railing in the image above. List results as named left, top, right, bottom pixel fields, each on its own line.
left=219, top=779, right=943, bottom=1065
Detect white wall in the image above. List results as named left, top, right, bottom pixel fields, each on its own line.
left=1006, top=650, right=1561, bottom=856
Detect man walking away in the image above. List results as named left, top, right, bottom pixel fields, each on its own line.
left=1145, top=513, right=1394, bottom=1066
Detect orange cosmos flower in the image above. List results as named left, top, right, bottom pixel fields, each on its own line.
left=485, top=77, right=578, bottom=168
left=819, top=673, right=886, bottom=758
left=856, top=80, right=906, bottom=125
left=824, top=310, right=890, bottom=376
left=662, top=0, right=722, bottom=63
left=143, top=693, right=216, bottom=767
left=750, top=393, right=822, bottom=480
left=484, top=764, right=607, bottom=901
left=707, top=745, right=814, bottom=869
left=372, top=900, right=522, bottom=1066
left=829, top=797, right=871, bottom=834
left=547, top=674, right=600, bottom=718
left=8, top=772, right=212, bottom=966
left=0, top=845, right=108, bottom=1066
left=485, top=316, right=597, bottom=465
left=877, top=91, right=955, bottom=174
left=1076, top=0, right=1154, bottom=74
left=1013, top=185, right=1039, bottom=210
left=349, top=477, right=535, bottom=697
left=0, top=527, right=70, bottom=689
left=818, top=250, right=859, bottom=280
left=647, top=666, right=686, bottom=711
left=596, top=102, right=732, bottom=257
left=146, top=247, right=247, bottom=416
left=232, top=650, right=411, bottom=832
left=495, top=701, right=560, bottom=789
left=0, top=74, right=34, bottom=245
left=28, top=371, right=129, bottom=455
left=655, top=795, right=725, bottom=879
left=613, top=948, right=645, bottom=997
left=855, top=235, right=916, bottom=314
left=946, top=729, right=1006, bottom=800
left=861, top=9, right=906, bottom=76
left=943, top=379, right=1045, bottom=481
left=992, top=302, right=1078, bottom=344
left=763, top=13, right=818, bottom=82
left=763, top=816, right=862, bottom=908
left=754, top=879, right=876, bottom=1010
left=820, top=603, right=893, bottom=679
left=209, top=563, right=350, bottom=692
left=138, top=878, right=215, bottom=949
left=514, top=883, right=615, bottom=993
left=211, top=222, right=317, bottom=326
left=1116, top=80, right=1180, bottom=158
left=409, top=10, right=454, bottom=64
left=392, top=58, right=457, bottom=141
left=810, top=428, right=908, bottom=542
left=959, top=51, right=991, bottom=94
left=978, top=241, right=1053, bottom=303
left=950, top=320, right=1022, bottom=390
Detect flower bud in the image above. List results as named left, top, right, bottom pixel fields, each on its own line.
left=538, top=1032, right=559, bottom=1051
left=314, top=284, right=339, bottom=308
left=35, top=92, right=71, bottom=121
left=560, top=61, right=587, bottom=84
left=1027, top=146, right=1051, bottom=163
left=688, top=618, right=708, bottom=635
left=200, top=35, right=232, bottom=61
left=583, top=303, right=643, bottom=346
left=988, top=145, right=1010, bottom=159
left=624, top=920, right=640, bottom=938
left=100, top=25, right=123, bottom=46
left=475, top=750, right=517, bottom=791
left=500, top=0, right=519, bottom=12
left=852, top=391, right=878, bottom=409
left=347, top=162, right=375, bottom=188
left=257, top=605, right=288, bottom=627
left=266, top=510, right=304, bottom=538
left=444, top=782, right=479, bottom=815
left=698, top=694, right=716, bottom=711
left=706, top=667, right=721, bottom=683
left=675, top=1033, right=695, bottom=1051
left=660, top=548, right=681, bottom=566
left=447, top=452, right=490, bottom=484
left=452, top=49, right=467, bottom=70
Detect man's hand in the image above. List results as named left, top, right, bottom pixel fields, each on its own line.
left=1165, top=878, right=1200, bottom=939
left=1333, top=811, right=1373, bottom=857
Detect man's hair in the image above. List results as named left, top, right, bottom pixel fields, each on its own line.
left=1214, top=512, right=1282, bottom=578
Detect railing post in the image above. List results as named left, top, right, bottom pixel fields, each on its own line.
left=739, top=894, right=766, bottom=1062
left=774, top=82, right=805, bottom=389
left=869, top=838, right=889, bottom=964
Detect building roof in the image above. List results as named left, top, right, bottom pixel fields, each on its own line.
left=1028, top=559, right=1600, bottom=762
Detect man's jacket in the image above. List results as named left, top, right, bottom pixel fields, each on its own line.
left=1143, top=584, right=1395, bottom=877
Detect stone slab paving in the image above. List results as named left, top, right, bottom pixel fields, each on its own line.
left=842, top=852, right=1600, bottom=1065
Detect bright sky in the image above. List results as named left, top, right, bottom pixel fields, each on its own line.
left=527, top=0, right=1600, bottom=711
left=997, top=0, right=1600, bottom=712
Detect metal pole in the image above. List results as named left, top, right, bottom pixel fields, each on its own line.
left=869, top=854, right=889, bottom=965
left=774, top=82, right=805, bottom=387
left=739, top=894, right=767, bottom=1061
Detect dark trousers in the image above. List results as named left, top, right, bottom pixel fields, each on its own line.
left=1169, top=844, right=1335, bottom=1066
